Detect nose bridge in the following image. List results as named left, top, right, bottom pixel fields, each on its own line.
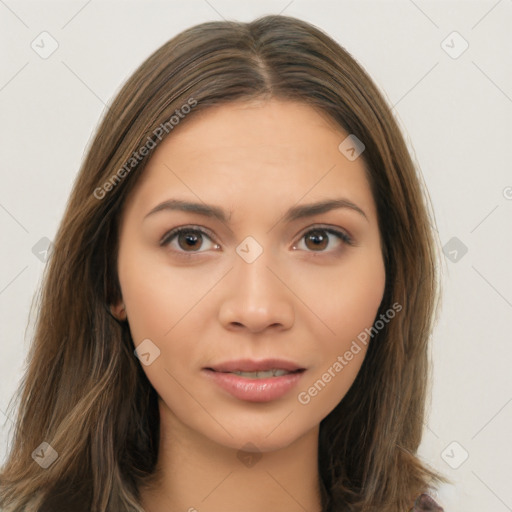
left=218, top=239, right=294, bottom=332
left=236, top=243, right=278, bottom=300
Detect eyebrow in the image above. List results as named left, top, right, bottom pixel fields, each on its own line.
left=283, top=198, right=368, bottom=223
left=144, top=198, right=368, bottom=224
left=145, top=199, right=231, bottom=222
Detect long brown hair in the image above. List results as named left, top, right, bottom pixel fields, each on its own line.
left=0, top=14, right=448, bottom=511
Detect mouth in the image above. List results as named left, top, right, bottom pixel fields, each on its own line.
left=205, top=368, right=306, bottom=379
left=202, top=365, right=306, bottom=402
left=205, top=358, right=306, bottom=375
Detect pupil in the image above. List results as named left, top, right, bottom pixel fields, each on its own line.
left=306, top=230, right=327, bottom=250
left=179, top=231, right=201, bottom=251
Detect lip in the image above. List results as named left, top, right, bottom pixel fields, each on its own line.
left=202, top=368, right=306, bottom=402
left=205, top=358, right=305, bottom=373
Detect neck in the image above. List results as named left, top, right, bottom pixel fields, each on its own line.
left=139, top=399, right=325, bottom=512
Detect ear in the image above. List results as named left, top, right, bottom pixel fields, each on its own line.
left=110, top=301, right=127, bottom=321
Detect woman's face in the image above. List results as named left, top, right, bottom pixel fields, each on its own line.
left=114, top=99, right=386, bottom=452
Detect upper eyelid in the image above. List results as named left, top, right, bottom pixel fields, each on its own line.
left=160, top=224, right=217, bottom=245
left=291, top=224, right=352, bottom=241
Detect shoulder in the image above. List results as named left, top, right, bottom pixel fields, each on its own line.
left=410, top=481, right=460, bottom=511
left=410, top=492, right=444, bottom=511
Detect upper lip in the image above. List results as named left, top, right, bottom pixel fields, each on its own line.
left=205, top=359, right=305, bottom=373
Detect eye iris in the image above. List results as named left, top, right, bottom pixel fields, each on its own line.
left=305, top=230, right=328, bottom=251
left=178, top=231, right=202, bottom=251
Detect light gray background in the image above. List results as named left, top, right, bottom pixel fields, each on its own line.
left=1, top=1, right=511, bottom=510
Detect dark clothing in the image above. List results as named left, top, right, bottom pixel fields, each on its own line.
left=411, top=493, right=444, bottom=511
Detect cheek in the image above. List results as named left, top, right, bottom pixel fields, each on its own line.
left=295, top=262, right=385, bottom=414
left=117, top=249, right=216, bottom=387
left=291, top=251, right=385, bottom=407
left=296, top=249, right=386, bottom=344
left=117, top=245, right=213, bottom=341
left=332, top=267, right=385, bottom=336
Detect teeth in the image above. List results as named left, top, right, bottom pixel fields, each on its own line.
left=230, top=369, right=291, bottom=378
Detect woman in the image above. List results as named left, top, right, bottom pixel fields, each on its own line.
left=0, top=14, right=449, bottom=512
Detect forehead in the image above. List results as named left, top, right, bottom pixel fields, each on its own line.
left=159, top=98, right=347, bottom=161
left=124, top=99, right=375, bottom=221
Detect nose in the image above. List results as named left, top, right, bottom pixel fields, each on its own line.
left=218, top=250, right=295, bottom=334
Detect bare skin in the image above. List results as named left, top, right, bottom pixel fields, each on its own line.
left=112, top=99, right=386, bottom=512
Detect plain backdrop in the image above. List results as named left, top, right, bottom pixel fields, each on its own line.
left=1, top=1, right=511, bottom=510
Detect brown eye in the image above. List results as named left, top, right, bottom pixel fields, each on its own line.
left=304, top=229, right=329, bottom=251
left=177, top=230, right=203, bottom=251
left=294, top=227, right=353, bottom=253
left=161, top=226, right=219, bottom=255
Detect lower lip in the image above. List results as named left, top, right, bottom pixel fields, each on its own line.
left=202, top=369, right=305, bottom=402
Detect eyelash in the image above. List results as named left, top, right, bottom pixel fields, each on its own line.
left=160, top=224, right=354, bottom=258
